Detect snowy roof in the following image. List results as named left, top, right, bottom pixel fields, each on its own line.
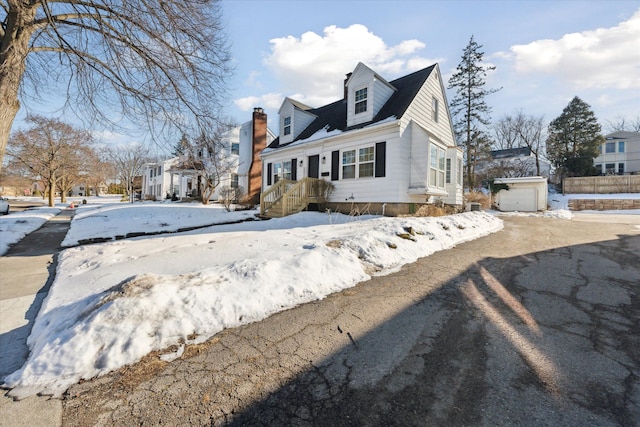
left=268, top=64, right=436, bottom=150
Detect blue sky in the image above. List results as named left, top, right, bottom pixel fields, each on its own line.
left=222, top=0, right=640, bottom=135
left=11, top=0, right=640, bottom=147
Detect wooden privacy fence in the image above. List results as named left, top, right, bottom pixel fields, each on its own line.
left=563, top=175, right=640, bottom=194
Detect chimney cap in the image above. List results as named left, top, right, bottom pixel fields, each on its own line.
left=253, top=107, right=264, bottom=113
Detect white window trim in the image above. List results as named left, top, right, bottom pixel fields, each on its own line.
left=428, top=144, right=447, bottom=190
left=283, top=116, right=291, bottom=136
left=341, top=144, right=376, bottom=180
left=354, top=87, right=368, bottom=115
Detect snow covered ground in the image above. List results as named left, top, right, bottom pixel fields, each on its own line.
left=2, top=196, right=503, bottom=398
left=0, top=191, right=637, bottom=398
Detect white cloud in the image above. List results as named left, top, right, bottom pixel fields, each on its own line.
left=234, top=93, right=284, bottom=111
left=506, top=9, right=640, bottom=90
left=261, top=24, right=439, bottom=107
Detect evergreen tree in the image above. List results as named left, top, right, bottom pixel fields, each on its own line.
left=172, top=134, right=190, bottom=157
left=448, top=35, right=501, bottom=189
left=546, top=96, right=604, bottom=178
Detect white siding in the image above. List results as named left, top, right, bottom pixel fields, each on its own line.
left=400, top=65, right=455, bottom=148
left=346, top=63, right=395, bottom=128
left=294, top=109, right=316, bottom=139
left=372, top=78, right=395, bottom=116
left=263, top=123, right=412, bottom=203
left=409, top=123, right=429, bottom=189
left=347, top=68, right=375, bottom=127
left=278, top=102, right=295, bottom=145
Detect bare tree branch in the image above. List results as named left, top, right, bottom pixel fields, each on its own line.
left=1, top=0, right=233, bottom=170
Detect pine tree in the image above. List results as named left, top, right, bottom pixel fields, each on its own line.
left=172, top=134, right=190, bottom=157
left=546, top=96, right=604, bottom=178
left=448, top=36, right=501, bottom=189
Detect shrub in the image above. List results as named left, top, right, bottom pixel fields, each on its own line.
left=465, top=191, right=491, bottom=209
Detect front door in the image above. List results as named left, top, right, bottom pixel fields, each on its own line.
left=308, top=155, right=320, bottom=178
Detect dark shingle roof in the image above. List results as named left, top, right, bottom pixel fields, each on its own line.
left=491, top=147, right=532, bottom=159
left=268, top=64, right=436, bottom=150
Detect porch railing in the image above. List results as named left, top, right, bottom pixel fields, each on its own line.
left=260, top=177, right=325, bottom=217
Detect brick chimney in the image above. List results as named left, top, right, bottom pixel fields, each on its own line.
left=248, top=107, right=267, bottom=200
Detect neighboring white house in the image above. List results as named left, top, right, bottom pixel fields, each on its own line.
left=594, top=131, right=640, bottom=175
left=261, top=62, right=463, bottom=216
left=141, top=157, right=179, bottom=200
left=142, top=109, right=275, bottom=201
left=69, top=182, right=108, bottom=197
left=477, top=147, right=552, bottom=181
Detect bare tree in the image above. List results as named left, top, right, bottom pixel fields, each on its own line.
left=106, top=143, right=150, bottom=202
left=0, top=0, right=232, bottom=170
left=493, top=111, right=547, bottom=176
left=605, top=116, right=640, bottom=133
left=493, top=115, right=521, bottom=150
left=174, top=122, right=236, bottom=205
left=6, top=115, right=93, bottom=206
left=83, top=148, right=114, bottom=197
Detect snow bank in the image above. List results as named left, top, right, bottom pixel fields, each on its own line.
left=4, top=211, right=502, bottom=398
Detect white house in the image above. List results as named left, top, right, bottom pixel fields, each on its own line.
left=261, top=62, right=463, bottom=216
left=594, top=131, right=640, bottom=175
left=142, top=109, right=275, bottom=202
left=141, top=157, right=179, bottom=200
left=477, top=147, right=552, bottom=181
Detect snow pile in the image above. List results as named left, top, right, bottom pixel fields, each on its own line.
left=3, top=210, right=502, bottom=398
left=62, top=203, right=257, bottom=246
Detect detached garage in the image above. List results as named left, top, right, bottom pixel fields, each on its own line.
left=493, top=177, right=548, bottom=212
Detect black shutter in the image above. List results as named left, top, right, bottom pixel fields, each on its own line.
left=331, top=150, right=340, bottom=181
left=291, top=158, right=297, bottom=180
left=267, top=163, right=272, bottom=185
left=375, top=142, right=386, bottom=178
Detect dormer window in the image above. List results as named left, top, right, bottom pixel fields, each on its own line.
left=283, top=116, right=291, bottom=136
left=355, top=87, right=367, bottom=114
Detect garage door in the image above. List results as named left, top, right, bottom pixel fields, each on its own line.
left=498, top=188, right=537, bottom=212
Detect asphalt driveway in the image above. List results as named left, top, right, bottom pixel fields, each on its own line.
left=53, top=215, right=640, bottom=426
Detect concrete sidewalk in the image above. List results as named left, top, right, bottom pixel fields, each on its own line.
left=0, top=209, right=74, bottom=427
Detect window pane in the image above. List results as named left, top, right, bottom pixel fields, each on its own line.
left=430, top=145, right=437, bottom=167
left=619, top=163, right=625, bottom=173
left=618, top=141, right=625, bottom=152
left=342, top=150, right=355, bottom=165
left=446, top=158, right=451, bottom=184
left=606, top=142, right=615, bottom=153
left=359, top=162, right=374, bottom=177
left=430, top=168, right=437, bottom=184
left=359, top=147, right=374, bottom=162
left=283, top=161, right=291, bottom=180
left=343, top=165, right=356, bottom=179
left=355, top=88, right=367, bottom=114
left=432, top=97, right=438, bottom=122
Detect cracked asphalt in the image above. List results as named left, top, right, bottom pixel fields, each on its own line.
left=54, top=215, right=640, bottom=426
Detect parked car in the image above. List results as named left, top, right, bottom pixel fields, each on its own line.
left=0, top=197, right=9, bottom=215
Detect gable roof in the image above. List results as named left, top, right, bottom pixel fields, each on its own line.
left=268, top=64, right=437, bottom=149
left=605, top=131, right=640, bottom=140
